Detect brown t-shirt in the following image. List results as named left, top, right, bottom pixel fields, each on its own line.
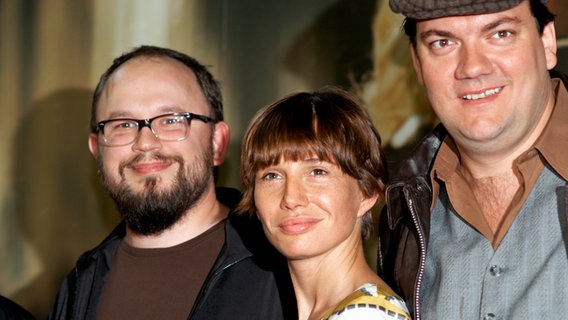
left=96, top=221, right=225, bottom=320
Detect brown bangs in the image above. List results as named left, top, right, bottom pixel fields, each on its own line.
left=243, top=92, right=351, bottom=175
left=247, top=122, right=340, bottom=174
left=238, top=87, right=387, bottom=217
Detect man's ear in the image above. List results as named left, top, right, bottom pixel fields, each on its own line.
left=410, top=45, right=425, bottom=86
left=88, top=133, right=99, bottom=158
left=212, top=121, right=230, bottom=166
left=541, top=21, right=557, bottom=70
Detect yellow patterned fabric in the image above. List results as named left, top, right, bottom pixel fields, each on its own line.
left=321, top=283, right=411, bottom=320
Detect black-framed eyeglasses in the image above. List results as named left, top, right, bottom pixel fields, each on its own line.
left=95, top=112, right=213, bottom=146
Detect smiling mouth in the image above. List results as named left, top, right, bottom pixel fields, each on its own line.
left=461, top=87, right=502, bottom=100
left=279, top=217, right=320, bottom=234
left=130, top=162, right=171, bottom=174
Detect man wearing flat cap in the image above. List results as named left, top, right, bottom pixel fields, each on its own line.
left=378, top=0, right=568, bottom=319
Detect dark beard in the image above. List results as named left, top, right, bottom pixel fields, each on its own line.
left=98, top=148, right=213, bottom=236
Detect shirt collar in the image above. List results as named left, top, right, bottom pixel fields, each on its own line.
left=534, top=78, right=568, bottom=180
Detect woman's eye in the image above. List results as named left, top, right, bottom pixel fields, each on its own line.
left=261, top=172, right=280, bottom=180
left=310, top=168, right=327, bottom=176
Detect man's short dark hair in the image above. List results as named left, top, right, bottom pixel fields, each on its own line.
left=90, top=45, right=223, bottom=132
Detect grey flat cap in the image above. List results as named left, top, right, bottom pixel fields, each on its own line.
left=390, top=0, right=549, bottom=20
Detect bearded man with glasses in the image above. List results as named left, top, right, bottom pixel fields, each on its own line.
left=48, top=45, right=296, bottom=320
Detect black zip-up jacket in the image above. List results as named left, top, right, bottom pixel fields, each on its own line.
left=48, top=188, right=297, bottom=320
left=377, top=124, right=447, bottom=320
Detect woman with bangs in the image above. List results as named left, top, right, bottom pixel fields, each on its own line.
left=237, top=87, right=411, bottom=320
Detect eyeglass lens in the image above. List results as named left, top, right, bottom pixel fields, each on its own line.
left=102, top=114, right=188, bottom=146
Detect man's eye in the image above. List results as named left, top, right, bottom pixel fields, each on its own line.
left=431, top=39, right=452, bottom=48
left=164, top=118, right=181, bottom=125
left=114, top=121, right=135, bottom=130
left=493, top=30, right=513, bottom=39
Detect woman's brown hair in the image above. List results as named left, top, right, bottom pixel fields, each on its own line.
left=237, top=86, right=387, bottom=239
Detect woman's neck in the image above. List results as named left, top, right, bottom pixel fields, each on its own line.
left=288, top=245, right=382, bottom=320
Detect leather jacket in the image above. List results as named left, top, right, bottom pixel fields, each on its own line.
left=377, top=72, right=568, bottom=320
left=377, top=124, right=447, bottom=320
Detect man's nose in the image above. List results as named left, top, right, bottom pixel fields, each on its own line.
left=132, top=126, right=161, bottom=152
left=455, top=43, right=493, bottom=79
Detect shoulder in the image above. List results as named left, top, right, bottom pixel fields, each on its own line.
left=0, top=295, right=35, bottom=320
left=226, top=212, right=286, bottom=268
left=76, top=223, right=124, bottom=267
left=391, top=123, right=447, bottom=182
left=323, top=283, right=411, bottom=320
left=216, top=186, right=242, bottom=208
left=49, top=223, right=125, bottom=319
left=56, top=222, right=123, bottom=280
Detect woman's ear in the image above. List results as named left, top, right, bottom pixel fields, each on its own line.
left=357, top=192, right=380, bottom=218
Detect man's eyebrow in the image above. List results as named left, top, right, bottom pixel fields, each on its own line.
left=482, top=16, right=522, bottom=33
left=106, top=111, right=132, bottom=119
left=419, top=30, right=455, bottom=42
left=418, top=16, right=523, bottom=42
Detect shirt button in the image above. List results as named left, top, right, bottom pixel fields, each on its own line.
left=483, top=313, right=497, bottom=320
left=489, top=265, right=502, bottom=277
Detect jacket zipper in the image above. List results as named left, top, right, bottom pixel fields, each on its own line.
left=187, top=256, right=249, bottom=319
left=407, top=193, right=427, bottom=320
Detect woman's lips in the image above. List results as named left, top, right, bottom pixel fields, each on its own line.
left=279, top=217, right=321, bottom=234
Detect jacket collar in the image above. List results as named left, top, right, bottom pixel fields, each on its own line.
left=391, top=124, right=447, bottom=182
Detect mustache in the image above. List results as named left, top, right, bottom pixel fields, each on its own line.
left=118, top=153, right=184, bottom=178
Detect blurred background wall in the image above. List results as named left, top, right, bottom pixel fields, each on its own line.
left=1, top=0, right=566, bottom=317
